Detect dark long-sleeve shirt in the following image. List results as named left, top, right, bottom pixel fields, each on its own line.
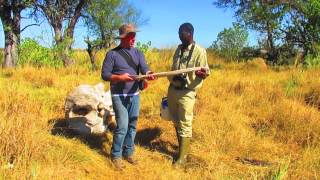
left=101, top=47, right=149, bottom=96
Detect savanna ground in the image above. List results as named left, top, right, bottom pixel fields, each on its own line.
left=1, top=50, right=320, bottom=179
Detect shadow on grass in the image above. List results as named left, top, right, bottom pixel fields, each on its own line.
left=48, top=118, right=112, bottom=158
left=49, top=119, right=177, bottom=160
left=135, top=127, right=177, bottom=158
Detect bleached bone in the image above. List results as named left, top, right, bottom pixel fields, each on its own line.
left=64, top=83, right=115, bottom=135
left=132, top=67, right=209, bottom=80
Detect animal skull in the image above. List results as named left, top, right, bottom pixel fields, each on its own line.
left=64, top=83, right=115, bottom=135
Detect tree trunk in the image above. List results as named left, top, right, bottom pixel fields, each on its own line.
left=1, top=7, right=20, bottom=68
left=53, top=25, right=63, bottom=44
left=62, top=44, right=74, bottom=67
left=41, top=0, right=85, bottom=67
left=65, top=0, right=85, bottom=40
left=59, top=0, right=85, bottom=67
left=266, top=21, right=277, bottom=63
left=53, top=24, right=74, bottom=67
left=86, top=41, right=97, bottom=71
left=3, top=30, right=19, bottom=68
left=54, top=41, right=74, bottom=67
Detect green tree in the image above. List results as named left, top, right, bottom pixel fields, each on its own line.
left=283, top=0, right=320, bottom=61
left=136, top=41, right=151, bottom=54
left=0, top=0, right=35, bottom=68
left=213, top=0, right=320, bottom=65
left=84, top=0, right=147, bottom=70
left=214, top=0, right=286, bottom=63
left=210, top=23, right=248, bottom=61
left=34, top=0, right=86, bottom=67
left=19, top=38, right=61, bottom=67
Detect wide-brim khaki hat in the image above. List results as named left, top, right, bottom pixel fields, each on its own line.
left=116, top=23, right=139, bottom=39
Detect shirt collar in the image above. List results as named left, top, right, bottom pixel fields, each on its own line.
left=181, top=42, right=195, bottom=50
left=186, top=43, right=193, bottom=50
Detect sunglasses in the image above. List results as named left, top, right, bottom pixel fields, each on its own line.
left=179, top=31, right=190, bottom=35
left=126, top=32, right=136, bottom=38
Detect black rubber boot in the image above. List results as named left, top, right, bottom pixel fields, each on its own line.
left=174, top=127, right=180, bottom=162
left=174, top=126, right=180, bottom=143
left=173, top=136, right=190, bottom=167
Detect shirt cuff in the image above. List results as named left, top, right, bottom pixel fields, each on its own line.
left=102, top=72, right=112, bottom=81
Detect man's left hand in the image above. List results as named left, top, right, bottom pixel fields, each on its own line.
left=195, top=68, right=208, bottom=79
left=145, top=71, right=157, bottom=80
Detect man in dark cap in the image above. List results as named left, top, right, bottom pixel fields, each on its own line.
left=167, top=22, right=210, bottom=167
left=101, top=23, right=155, bottom=170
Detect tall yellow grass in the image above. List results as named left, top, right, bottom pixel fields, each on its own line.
left=0, top=50, right=320, bottom=179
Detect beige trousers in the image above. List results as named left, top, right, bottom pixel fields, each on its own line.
left=167, top=85, right=196, bottom=138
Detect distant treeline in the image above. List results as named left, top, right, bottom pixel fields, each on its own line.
left=0, top=0, right=146, bottom=68
left=212, top=0, right=320, bottom=67
left=1, top=1, right=319, bottom=68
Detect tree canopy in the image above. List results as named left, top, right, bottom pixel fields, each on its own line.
left=214, top=0, right=320, bottom=64
left=210, top=23, right=248, bottom=61
left=83, top=0, right=147, bottom=70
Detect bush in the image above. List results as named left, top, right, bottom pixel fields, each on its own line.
left=210, top=23, right=248, bottom=61
left=136, top=41, right=151, bottom=54
left=305, top=54, right=320, bottom=68
left=304, top=44, right=320, bottom=68
left=19, top=38, right=63, bottom=67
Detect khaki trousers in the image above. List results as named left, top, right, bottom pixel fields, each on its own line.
left=167, top=85, right=196, bottom=138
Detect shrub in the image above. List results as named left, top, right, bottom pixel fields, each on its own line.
left=210, top=23, right=248, bottom=61
left=19, top=38, right=63, bottom=67
left=304, top=44, right=320, bottom=68
left=136, top=41, right=151, bottom=54
left=285, top=74, right=300, bottom=96
left=305, top=54, right=320, bottom=68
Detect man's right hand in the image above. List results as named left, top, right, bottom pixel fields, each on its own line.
left=145, top=71, right=156, bottom=80
left=111, top=73, right=135, bottom=82
left=119, top=73, right=135, bottom=81
left=195, top=68, right=208, bottom=79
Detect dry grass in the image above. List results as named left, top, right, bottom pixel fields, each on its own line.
left=0, top=50, right=320, bottom=179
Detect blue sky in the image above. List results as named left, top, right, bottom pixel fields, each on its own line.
left=0, top=0, right=256, bottom=49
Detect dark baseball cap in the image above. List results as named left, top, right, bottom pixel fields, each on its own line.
left=117, top=23, right=139, bottom=39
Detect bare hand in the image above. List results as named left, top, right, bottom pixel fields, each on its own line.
left=145, top=71, right=156, bottom=81
left=119, top=73, right=135, bottom=81
left=195, top=68, right=208, bottom=79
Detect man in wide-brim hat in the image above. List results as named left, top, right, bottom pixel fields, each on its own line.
left=116, top=23, right=140, bottom=39
left=101, top=23, right=155, bottom=170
